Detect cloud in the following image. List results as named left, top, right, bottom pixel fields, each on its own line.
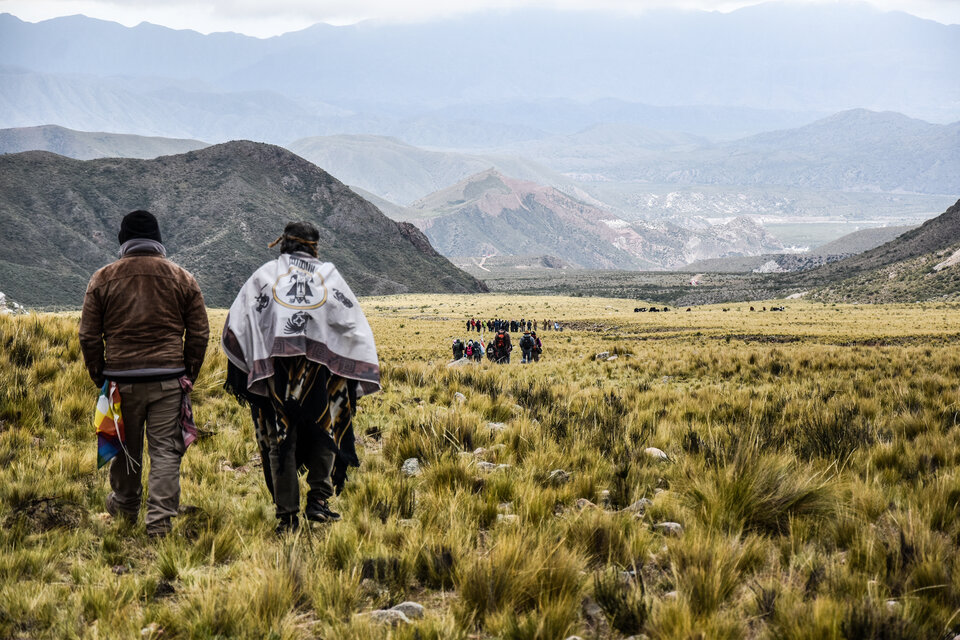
left=1, top=0, right=958, bottom=37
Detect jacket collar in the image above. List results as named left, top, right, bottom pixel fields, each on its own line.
left=119, top=238, right=167, bottom=258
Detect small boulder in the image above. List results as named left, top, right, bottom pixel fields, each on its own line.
left=487, top=421, right=507, bottom=432
left=547, top=469, right=571, bottom=485
left=454, top=392, right=467, bottom=403
left=575, top=498, right=598, bottom=510
left=606, top=354, right=618, bottom=361
left=390, top=601, right=425, bottom=620
left=594, top=352, right=610, bottom=360
left=653, top=522, right=683, bottom=536
left=401, top=458, right=421, bottom=476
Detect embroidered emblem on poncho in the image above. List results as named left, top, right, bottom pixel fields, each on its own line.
left=333, top=288, right=353, bottom=308
left=283, top=311, right=310, bottom=334
left=273, top=257, right=327, bottom=310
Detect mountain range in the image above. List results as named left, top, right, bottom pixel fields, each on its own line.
left=498, top=110, right=960, bottom=195
left=1, top=4, right=958, bottom=146
left=0, top=142, right=485, bottom=307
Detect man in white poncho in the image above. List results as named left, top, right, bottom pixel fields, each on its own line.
left=222, top=222, right=380, bottom=533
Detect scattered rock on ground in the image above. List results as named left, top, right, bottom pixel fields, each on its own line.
left=594, top=352, right=610, bottom=360
left=624, top=498, right=653, bottom=513
left=548, top=469, right=571, bottom=484
left=497, top=514, right=519, bottom=524
left=582, top=596, right=611, bottom=636
left=390, top=602, right=425, bottom=620
left=487, top=422, right=507, bottom=432
left=576, top=498, right=598, bottom=510
left=644, top=447, right=669, bottom=461
left=401, top=458, right=421, bottom=476
left=358, top=609, right=411, bottom=625
left=653, top=522, right=683, bottom=536
left=446, top=357, right=471, bottom=367
left=606, top=355, right=618, bottom=361
left=454, top=392, right=466, bottom=403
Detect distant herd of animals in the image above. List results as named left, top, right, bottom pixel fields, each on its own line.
left=635, top=306, right=787, bottom=312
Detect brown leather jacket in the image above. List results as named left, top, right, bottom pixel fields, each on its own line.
left=79, top=246, right=209, bottom=384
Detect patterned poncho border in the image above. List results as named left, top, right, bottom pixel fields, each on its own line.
left=221, top=252, right=381, bottom=397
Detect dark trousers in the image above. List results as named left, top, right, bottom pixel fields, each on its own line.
left=252, top=404, right=336, bottom=518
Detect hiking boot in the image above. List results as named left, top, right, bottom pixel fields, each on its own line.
left=146, top=525, right=171, bottom=540
left=146, top=518, right=172, bottom=539
left=305, top=499, right=341, bottom=523
left=275, top=514, right=300, bottom=535
left=106, top=492, right=137, bottom=524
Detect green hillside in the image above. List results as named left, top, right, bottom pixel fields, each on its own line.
left=0, top=141, right=486, bottom=307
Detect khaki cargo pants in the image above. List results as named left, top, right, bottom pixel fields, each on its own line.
left=110, top=379, right=183, bottom=531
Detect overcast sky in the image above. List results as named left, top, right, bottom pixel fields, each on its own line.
left=2, top=0, right=958, bottom=37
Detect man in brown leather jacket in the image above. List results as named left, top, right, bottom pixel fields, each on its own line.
left=79, top=210, right=209, bottom=537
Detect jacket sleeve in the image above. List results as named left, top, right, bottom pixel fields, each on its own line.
left=182, top=277, right=210, bottom=381
left=78, top=279, right=105, bottom=385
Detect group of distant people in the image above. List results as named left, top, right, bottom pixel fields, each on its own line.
left=466, top=317, right=563, bottom=333
left=453, top=317, right=546, bottom=365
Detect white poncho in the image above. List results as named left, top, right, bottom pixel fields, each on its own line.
left=222, top=252, right=380, bottom=397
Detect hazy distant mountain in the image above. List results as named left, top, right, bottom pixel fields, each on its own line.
left=288, top=134, right=572, bottom=205
left=504, top=110, right=960, bottom=194
left=0, top=142, right=485, bottom=307
left=0, top=66, right=354, bottom=143
left=0, top=125, right=208, bottom=159
left=2, top=4, right=958, bottom=124
left=410, top=170, right=783, bottom=269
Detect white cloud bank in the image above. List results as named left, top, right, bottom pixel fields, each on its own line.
left=1, top=0, right=958, bottom=37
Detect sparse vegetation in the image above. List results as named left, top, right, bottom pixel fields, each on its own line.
left=3, top=295, right=960, bottom=638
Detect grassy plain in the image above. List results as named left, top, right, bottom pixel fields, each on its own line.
left=3, top=295, right=960, bottom=639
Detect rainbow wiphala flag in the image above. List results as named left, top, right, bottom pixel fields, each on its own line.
left=95, top=381, right=127, bottom=469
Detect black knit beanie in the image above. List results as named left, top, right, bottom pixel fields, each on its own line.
left=118, top=210, right=162, bottom=244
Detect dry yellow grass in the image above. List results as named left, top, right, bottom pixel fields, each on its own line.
left=2, top=294, right=960, bottom=638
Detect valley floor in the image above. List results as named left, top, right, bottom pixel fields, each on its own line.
left=3, top=296, right=960, bottom=638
